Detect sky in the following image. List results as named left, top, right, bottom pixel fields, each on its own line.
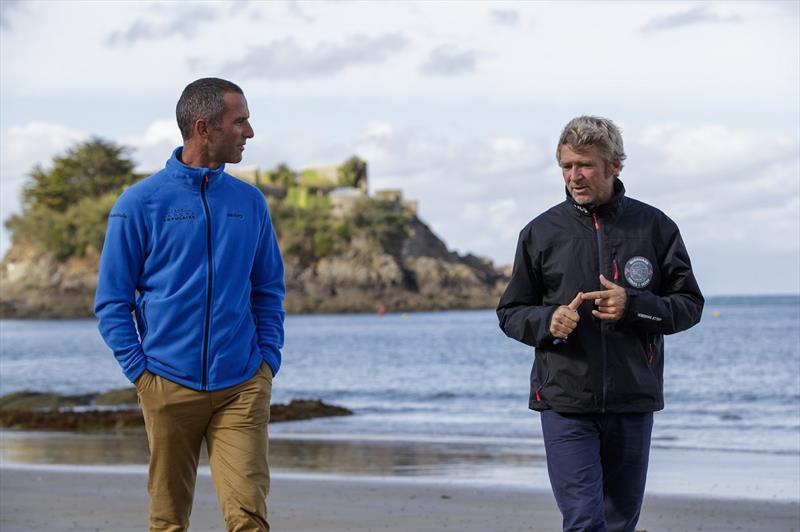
left=1, top=0, right=798, bottom=296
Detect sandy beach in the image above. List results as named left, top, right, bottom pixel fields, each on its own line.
left=1, top=465, right=798, bottom=532
left=1, top=429, right=799, bottom=531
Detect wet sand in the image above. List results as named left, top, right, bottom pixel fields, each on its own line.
left=1, top=430, right=798, bottom=531
left=1, top=466, right=798, bottom=532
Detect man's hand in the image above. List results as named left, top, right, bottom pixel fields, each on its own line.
left=582, top=274, right=627, bottom=321
left=550, top=292, right=583, bottom=340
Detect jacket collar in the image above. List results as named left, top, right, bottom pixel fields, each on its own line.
left=566, top=178, right=626, bottom=218
left=165, top=147, right=227, bottom=188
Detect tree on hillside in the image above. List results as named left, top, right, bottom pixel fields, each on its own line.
left=5, top=138, right=140, bottom=259
left=337, top=156, right=367, bottom=189
left=21, top=138, right=137, bottom=212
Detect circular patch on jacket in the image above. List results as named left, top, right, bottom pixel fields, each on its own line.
left=624, top=256, right=653, bottom=288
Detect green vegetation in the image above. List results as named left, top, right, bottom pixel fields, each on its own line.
left=268, top=193, right=412, bottom=268
left=351, top=198, right=411, bottom=256
left=5, top=141, right=412, bottom=266
left=5, top=138, right=140, bottom=260
left=268, top=195, right=346, bottom=266
left=337, top=156, right=367, bottom=189
left=263, top=163, right=296, bottom=189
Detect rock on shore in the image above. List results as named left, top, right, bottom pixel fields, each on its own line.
left=0, top=389, right=352, bottom=431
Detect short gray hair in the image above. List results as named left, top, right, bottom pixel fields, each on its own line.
left=176, top=78, right=244, bottom=140
left=556, top=116, right=626, bottom=176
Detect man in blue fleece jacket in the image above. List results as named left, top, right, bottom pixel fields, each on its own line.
left=95, top=78, right=285, bottom=531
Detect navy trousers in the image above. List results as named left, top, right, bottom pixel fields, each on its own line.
left=540, top=410, right=653, bottom=532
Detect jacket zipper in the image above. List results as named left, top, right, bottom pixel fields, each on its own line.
left=592, top=212, right=608, bottom=412
left=200, top=175, right=214, bottom=391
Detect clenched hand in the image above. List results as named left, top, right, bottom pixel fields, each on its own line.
left=550, top=292, right=583, bottom=340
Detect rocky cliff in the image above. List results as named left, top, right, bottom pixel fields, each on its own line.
left=0, top=217, right=509, bottom=318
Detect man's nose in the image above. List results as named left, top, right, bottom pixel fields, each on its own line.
left=245, top=123, right=254, bottom=139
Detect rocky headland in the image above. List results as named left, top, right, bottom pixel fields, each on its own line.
left=0, top=140, right=510, bottom=318
left=0, top=216, right=509, bottom=318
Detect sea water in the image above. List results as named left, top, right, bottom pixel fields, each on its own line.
left=1, top=296, right=798, bottom=457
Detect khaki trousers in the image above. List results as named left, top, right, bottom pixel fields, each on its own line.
left=136, top=363, right=272, bottom=532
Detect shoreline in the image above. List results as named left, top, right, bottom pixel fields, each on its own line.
left=1, top=294, right=797, bottom=320
left=2, top=428, right=798, bottom=502
left=1, top=465, right=798, bottom=532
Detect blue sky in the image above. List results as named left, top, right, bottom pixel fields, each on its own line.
left=1, top=0, right=798, bottom=295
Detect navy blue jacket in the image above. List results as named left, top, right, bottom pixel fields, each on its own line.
left=95, top=148, right=285, bottom=391
left=497, top=180, right=703, bottom=413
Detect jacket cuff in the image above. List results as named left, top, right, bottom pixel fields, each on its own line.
left=538, top=305, right=560, bottom=347
left=124, top=359, right=147, bottom=384
left=619, top=288, right=639, bottom=326
left=262, top=345, right=281, bottom=377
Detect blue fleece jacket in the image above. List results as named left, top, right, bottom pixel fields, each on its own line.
left=94, top=147, right=285, bottom=391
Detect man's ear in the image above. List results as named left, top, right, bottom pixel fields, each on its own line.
left=193, top=119, right=210, bottom=140
left=609, top=158, right=621, bottom=178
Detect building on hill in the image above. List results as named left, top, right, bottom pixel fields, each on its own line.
left=297, top=164, right=340, bottom=191
left=228, top=166, right=287, bottom=199
left=227, top=157, right=414, bottom=215
left=374, top=189, right=418, bottom=215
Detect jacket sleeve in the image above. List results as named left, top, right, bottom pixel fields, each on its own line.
left=251, top=201, right=286, bottom=377
left=94, top=191, right=148, bottom=383
left=496, top=227, right=558, bottom=348
left=620, top=219, right=704, bottom=335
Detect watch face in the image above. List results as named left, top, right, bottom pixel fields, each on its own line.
left=624, top=256, right=653, bottom=288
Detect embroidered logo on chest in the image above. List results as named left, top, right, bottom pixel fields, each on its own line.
left=162, top=208, right=197, bottom=222
left=624, top=256, right=653, bottom=288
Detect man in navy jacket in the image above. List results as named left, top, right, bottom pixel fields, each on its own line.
left=95, top=78, right=285, bottom=531
left=497, top=116, right=703, bottom=532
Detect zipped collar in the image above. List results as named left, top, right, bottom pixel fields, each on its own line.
left=566, top=178, right=626, bottom=219
left=165, top=147, right=227, bottom=189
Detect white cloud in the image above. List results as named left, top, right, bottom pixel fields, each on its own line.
left=120, top=119, right=182, bottom=173
left=641, top=5, right=740, bottom=34
left=105, top=6, right=217, bottom=46
left=420, top=45, right=480, bottom=76
left=490, top=9, right=520, bottom=28
left=221, top=33, right=409, bottom=81
left=635, top=123, right=795, bottom=178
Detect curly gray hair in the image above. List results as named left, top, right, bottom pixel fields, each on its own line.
left=556, top=116, right=626, bottom=176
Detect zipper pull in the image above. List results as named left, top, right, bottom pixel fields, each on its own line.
left=613, top=251, right=619, bottom=282
left=592, top=212, right=600, bottom=231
